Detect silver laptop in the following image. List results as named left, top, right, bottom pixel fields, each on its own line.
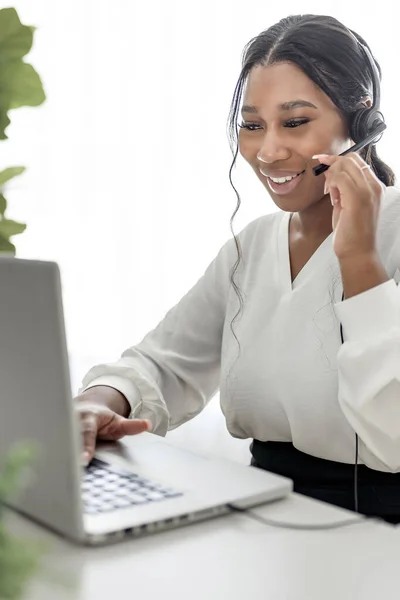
left=0, top=257, right=292, bottom=545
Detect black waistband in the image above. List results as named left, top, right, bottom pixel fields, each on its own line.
left=251, top=440, right=400, bottom=518
left=251, top=440, right=400, bottom=486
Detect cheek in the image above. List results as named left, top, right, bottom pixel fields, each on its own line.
left=238, top=135, right=252, bottom=160
left=238, top=130, right=263, bottom=161
left=328, top=138, right=353, bottom=156
left=312, top=119, right=350, bottom=155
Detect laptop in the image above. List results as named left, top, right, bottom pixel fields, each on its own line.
left=0, top=257, right=292, bottom=545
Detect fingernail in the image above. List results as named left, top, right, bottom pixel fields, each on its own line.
left=82, top=451, right=90, bottom=467
left=312, top=154, right=330, bottom=160
left=324, top=181, right=329, bottom=195
left=330, top=189, right=339, bottom=206
left=145, top=419, right=152, bottom=431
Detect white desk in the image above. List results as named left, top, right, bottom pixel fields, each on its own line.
left=6, top=489, right=398, bottom=600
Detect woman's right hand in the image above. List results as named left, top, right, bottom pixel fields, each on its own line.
left=74, top=385, right=152, bottom=466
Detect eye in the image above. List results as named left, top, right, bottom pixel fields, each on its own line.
left=238, top=118, right=310, bottom=131
left=238, top=122, right=262, bottom=131
left=284, top=118, right=310, bottom=128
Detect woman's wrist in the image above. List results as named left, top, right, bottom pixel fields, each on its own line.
left=78, top=385, right=131, bottom=418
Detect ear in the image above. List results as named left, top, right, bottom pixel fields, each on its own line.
left=359, top=96, right=373, bottom=109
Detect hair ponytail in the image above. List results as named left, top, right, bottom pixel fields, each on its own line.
left=363, top=144, right=396, bottom=186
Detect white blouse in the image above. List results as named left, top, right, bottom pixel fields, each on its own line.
left=80, top=185, right=400, bottom=472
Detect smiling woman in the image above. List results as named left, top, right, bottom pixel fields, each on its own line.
left=226, top=13, right=396, bottom=290
left=222, top=13, right=398, bottom=521
left=78, top=13, right=400, bottom=526
left=238, top=62, right=356, bottom=206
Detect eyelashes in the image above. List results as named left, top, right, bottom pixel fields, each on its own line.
left=238, top=118, right=310, bottom=131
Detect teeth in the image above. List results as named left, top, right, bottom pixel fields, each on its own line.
left=270, top=173, right=300, bottom=184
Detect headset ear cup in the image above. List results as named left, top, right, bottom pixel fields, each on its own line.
left=350, top=108, right=385, bottom=144
left=349, top=108, right=370, bottom=142
left=366, top=111, right=386, bottom=141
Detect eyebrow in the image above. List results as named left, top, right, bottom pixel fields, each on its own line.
left=241, top=100, right=318, bottom=115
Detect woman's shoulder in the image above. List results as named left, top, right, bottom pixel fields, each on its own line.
left=236, top=211, right=281, bottom=242
left=216, top=212, right=280, bottom=271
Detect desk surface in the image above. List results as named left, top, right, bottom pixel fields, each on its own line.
left=4, top=383, right=398, bottom=600
left=6, top=491, right=398, bottom=600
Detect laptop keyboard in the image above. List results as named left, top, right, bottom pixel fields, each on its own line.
left=82, top=458, right=183, bottom=514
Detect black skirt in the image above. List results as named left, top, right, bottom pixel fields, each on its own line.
left=250, top=440, right=400, bottom=524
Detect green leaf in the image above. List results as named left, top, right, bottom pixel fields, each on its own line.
left=0, top=442, right=36, bottom=503
left=0, top=166, right=25, bottom=186
left=0, top=442, right=41, bottom=600
left=0, top=532, right=40, bottom=600
left=0, top=61, right=46, bottom=110
left=0, top=8, right=33, bottom=62
left=0, top=194, right=6, bottom=216
left=0, top=233, right=15, bottom=253
left=0, top=8, right=46, bottom=138
left=0, top=218, right=26, bottom=238
left=0, top=108, right=10, bottom=139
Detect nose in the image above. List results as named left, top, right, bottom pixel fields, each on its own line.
left=257, top=131, right=291, bottom=164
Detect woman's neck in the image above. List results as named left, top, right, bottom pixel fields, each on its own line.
left=290, top=196, right=333, bottom=241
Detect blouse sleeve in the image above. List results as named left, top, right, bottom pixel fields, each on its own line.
left=334, top=277, right=400, bottom=471
left=79, top=236, right=237, bottom=436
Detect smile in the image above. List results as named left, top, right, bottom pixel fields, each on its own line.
left=264, top=170, right=306, bottom=195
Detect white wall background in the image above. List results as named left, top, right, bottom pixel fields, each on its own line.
left=2, top=0, right=399, bottom=462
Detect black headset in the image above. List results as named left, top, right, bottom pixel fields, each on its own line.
left=348, top=31, right=386, bottom=148
left=312, top=33, right=386, bottom=177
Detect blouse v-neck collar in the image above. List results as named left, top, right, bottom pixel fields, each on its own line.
left=278, top=211, right=334, bottom=294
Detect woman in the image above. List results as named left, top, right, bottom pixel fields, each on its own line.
left=75, top=14, right=400, bottom=523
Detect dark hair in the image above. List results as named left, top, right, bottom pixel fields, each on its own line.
left=225, top=14, right=396, bottom=369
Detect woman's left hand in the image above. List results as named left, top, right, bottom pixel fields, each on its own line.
left=313, top=152, right=385, bottom=262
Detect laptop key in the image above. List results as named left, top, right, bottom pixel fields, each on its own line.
left=91, top=479, right=106, bottom=487
left=83, top=492, right=95, bottom=503
left=84, top=506, right=99, bottom=514
left=126, top=482, right=140, bottom=490
left=128, top=493, right=148, bottom=504
left=113, top=497, right=132, bottom=508
left=103, top=483, right=118, bottom=492
left=114, top=488, right=131, bottom=497
left=140, top=491, right=166, bottom=501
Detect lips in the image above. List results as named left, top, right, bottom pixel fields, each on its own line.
left=260, top=169, right=305, bottom=179
left=265, top=170, right=305, bottom=195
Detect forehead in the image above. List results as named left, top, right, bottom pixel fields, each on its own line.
left=243, top=62, right=334, bottom=111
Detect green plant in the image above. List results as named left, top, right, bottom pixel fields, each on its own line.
left=0, top=443, right=42, bottom=600
left=0, top=7, right=46, bottom=254
left=0, top=444, right=74, bottom=599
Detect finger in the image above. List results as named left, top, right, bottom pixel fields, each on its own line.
left=328, top=170, right=359, bottom=208
left=324, top=157, right=373, bottom=199
left=80, top=413, right=98, bottom=465
left=98, top=416, right=152, bottom=440
left=337, top=155, right=373, bottom=191
left=345, top=152, right=385, bottom=194
left=312, top=153, right=339, bottom=165
left=314, top=152, right=372, bottom=188
left=116, top=417, right=152, bottom=436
